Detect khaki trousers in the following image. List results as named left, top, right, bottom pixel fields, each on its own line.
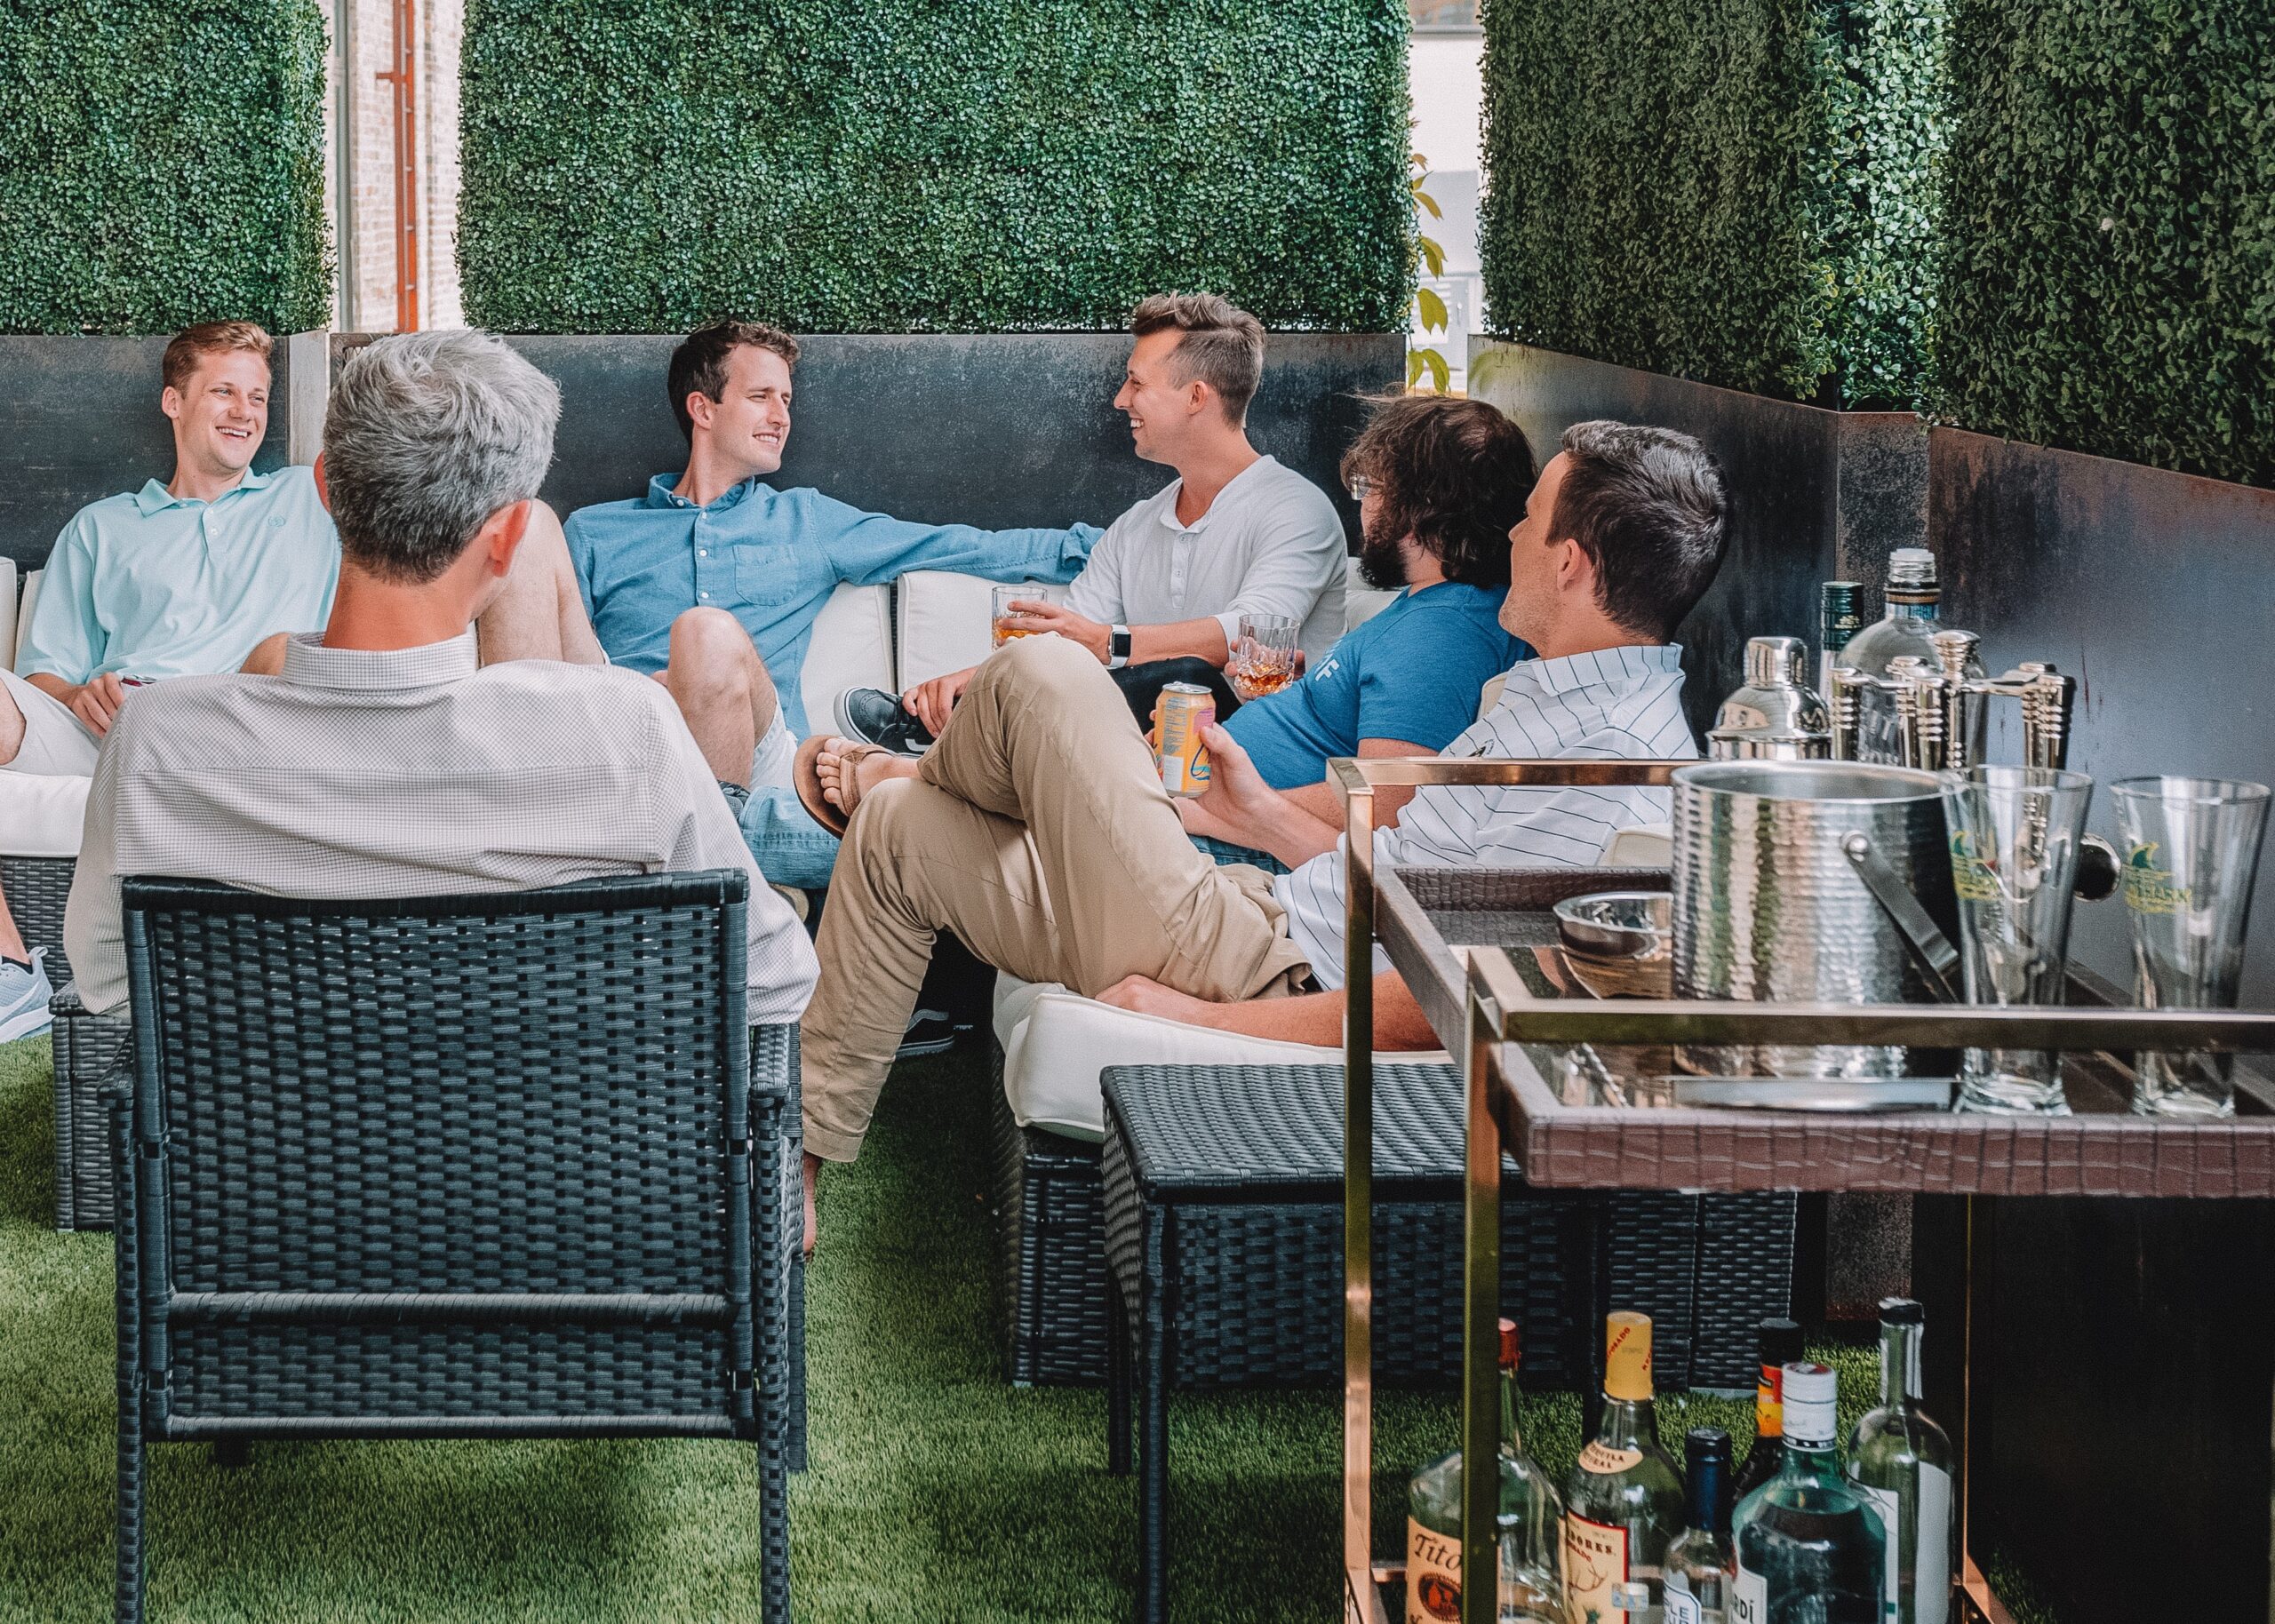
left=801, top=634, right=1317, bottom=1162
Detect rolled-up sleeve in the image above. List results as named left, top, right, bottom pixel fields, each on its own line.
left=1211, top=509, right=1347, bottom=652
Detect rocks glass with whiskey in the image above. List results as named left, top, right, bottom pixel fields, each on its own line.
left=1227, top=612, right=1298, bottom=702
left=2110, top=776, right=2271, bottom=1117
left=1404, top=1318, right=1563, bottom=1623
left=989, top=583, right=1065, bottom=649
left=1562, top=1311, right=1684, bottom=1623
left=1732, top=1363, right=1886, bottom=1623
left=1845, top=1299, right=1955, bottom=1624
left=1940, top=765, right=2095, bottom=1115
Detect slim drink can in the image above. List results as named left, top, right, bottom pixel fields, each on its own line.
left=1155, top=681, right=1214, bottom=798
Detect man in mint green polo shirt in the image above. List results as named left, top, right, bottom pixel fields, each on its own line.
left=0, top=322, right=339, bottom=776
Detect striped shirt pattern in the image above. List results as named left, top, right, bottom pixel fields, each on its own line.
left=1273, top=644, right=1696, bottom=987
left=64, top=631, right=819, bottom=1023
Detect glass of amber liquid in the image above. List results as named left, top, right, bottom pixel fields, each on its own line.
left=1228, top=613, right=1298, bottom=701
left=990, top=584, right=1064, bottom=649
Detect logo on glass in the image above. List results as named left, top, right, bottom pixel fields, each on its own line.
left=2121, top=841, right=2191, bottom=914
left=1948, top=830, right=2000, bottom=902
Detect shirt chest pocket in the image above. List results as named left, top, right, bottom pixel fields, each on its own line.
left=730, top=544, right=818, bottom=610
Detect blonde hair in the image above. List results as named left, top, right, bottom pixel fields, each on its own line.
left=162, top=321, right=273, bottom=394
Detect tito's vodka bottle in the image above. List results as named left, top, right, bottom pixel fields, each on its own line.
left=1836, top=549, right=1983, bottom=764
left=1731, top=1364, right=1886, bottom=1624
left=1563, top=1311, right=1685, bottom=1623
left=1406, top=1318, right=1564, bottom=1623
left=1732, top=1318, right=1805, bottom=1504
left=1846, top=1300, right=1954, bottom=1624
left=1664, top=1428, right=1736, bottom=1623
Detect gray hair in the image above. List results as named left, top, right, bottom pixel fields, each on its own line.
left=323, top=330, right=561, bottom=583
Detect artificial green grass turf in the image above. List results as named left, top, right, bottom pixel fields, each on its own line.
left=0, top=1033, right=2041, bottom=1622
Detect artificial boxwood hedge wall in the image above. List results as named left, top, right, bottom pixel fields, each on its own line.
left=459, top=1, right=1413, bottom=335
left=0, top=1, right=331, bottom=335
left=1479, top=0, right=1946, bottom=410
left=1936, top=0, right=2275, bottom=487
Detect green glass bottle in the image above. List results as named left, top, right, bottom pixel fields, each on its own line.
left=1406, top=1318, right=1564, bottom=1623
left=1845, top=1299, right=1954, bottom=1624
left=1562, top=1311, right=1685, bottom=1623
left=1731, top=1363, right=1887, bottom=1624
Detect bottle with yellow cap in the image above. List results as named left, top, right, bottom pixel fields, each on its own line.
left=1562, top=1311, right=1685, bottom=1623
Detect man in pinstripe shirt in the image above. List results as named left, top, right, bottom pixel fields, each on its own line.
left=798, top=420, right=1724, bottom=1234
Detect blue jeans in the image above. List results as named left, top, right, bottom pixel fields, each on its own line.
left=739, top=784, right=842, bottom=891
left=1188, top=832, right=1288, bottom=875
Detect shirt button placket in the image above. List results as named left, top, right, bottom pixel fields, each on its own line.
left=695, top=516, right=713, bottom=603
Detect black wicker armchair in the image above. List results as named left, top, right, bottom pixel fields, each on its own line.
left=109, top=872, right=799, bottom=1624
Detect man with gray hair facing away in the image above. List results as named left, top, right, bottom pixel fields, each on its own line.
left=65, top=330, right=818, bottom=1023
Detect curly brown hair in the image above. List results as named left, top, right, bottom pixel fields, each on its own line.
left=1338, top=394, right=1537, bottom=588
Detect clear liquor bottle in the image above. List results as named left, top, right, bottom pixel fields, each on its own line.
left=1731, top=1363, right=1886, bottom=1624
left=1836, top=549, right=1984, bottom=765
left=1732, top=1318, right=1805, bottom=1504
left=1406, top=1317, right=1564, bottom=1623
left=1664, top=1428, right=1736, bottom=1624
left=1562, top=1311, right=1685, bottom=1624
left=1846, top=1299, right=1955, bottom=1624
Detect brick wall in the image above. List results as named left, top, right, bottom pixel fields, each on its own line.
left=328, top=0, right=462, bottom=331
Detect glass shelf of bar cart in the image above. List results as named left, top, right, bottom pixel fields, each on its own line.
left=1328, top=756, right=2275, bottom=1624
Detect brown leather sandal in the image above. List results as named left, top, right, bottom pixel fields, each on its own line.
left=792, top=735, right=890, bottom=839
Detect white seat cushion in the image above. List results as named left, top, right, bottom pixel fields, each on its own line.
left=1601, top=824, right=1672, bottom=867
left=0, top=770, right=89, bottom=858
left=799, top=582, right=893, bottom=732
left=994, top=972, right=1448, bottom=1142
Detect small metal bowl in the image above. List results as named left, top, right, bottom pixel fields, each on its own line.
left=1553, top=891, right=1673, bottom=961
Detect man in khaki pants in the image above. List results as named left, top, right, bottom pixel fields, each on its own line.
left=798, top=420, right=1731, bottom=1250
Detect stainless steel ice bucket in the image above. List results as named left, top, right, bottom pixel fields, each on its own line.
left=1672, top=760, right=1959, bottom=1077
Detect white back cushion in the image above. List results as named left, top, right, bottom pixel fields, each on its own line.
left=799, top=582, right=894, bottom=731
left=897, top=569, right=1012, bottom=689
left=0, top=772, right=91, bottom=857
left=10, top=568, right=36, bottom=675
left=1344, top=585, right=1399, bottom=633
left=0, top=559, right=17, bottom=673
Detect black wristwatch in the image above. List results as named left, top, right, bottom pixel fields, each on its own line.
left=1108, top=625, right=1132, bottom=668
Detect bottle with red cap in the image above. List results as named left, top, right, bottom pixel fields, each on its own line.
left=1733, top=1318, right=1806, bottom=1503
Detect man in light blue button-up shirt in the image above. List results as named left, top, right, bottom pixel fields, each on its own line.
left=530, top=322, right=1100, bottom=887
left=2, top=322, right=339, bottom=778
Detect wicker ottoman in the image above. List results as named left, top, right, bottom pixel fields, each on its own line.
left=1099, top=1062, right=1796, bottom=1624
left=50, top=982, right=132, bottom=1230
left=990, top=1073, right=1113, bottom=1385
left=1, top=854, right=76, bottom=986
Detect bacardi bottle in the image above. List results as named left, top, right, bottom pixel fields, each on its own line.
left=1731, top=1364, right=1886, bottom=1624
left=1732, top=1318, right=1805, bottom=1502
left=1562, top=1311, right=1684, bottom=1623
left=1664, top=1428, right=1736, bottom=1624
left=1846, top=1299, right=1954, bottom=1624
left=1406, top=1318, right=1564, bottom=1623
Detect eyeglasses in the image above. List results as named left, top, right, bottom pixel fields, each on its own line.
left=1347, top=475, right=1375, bottom=501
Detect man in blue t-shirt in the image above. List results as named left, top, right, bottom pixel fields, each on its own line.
left=1178, top=394, right=1538, bottom=869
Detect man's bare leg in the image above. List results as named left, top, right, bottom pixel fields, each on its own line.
left=240, top=633, right=291, bottom=675
left=475, top=500, right=606, bottom=665
left=0, top=880, right=26, bottom=963
left=655, top=607, right=778, bottom=787
left=0, top=689, right=24, bottom=767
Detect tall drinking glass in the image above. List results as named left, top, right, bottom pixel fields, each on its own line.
left=1228, top=612, right=1298, bottom=701
left=1942, top=766, right=2094, bottom=1115
left=2109, top=776, right=2271, bottom=1118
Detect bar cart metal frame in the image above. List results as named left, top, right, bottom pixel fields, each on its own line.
left=1331, top=756, right=2275, bottom=1624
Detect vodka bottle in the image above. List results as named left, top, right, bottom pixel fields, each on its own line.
left=1563, top=1311, right=1685, bottom=1623
left=1731, top=1364, right=1887, bottom=1624
left=1846, top=1300, right=1955, bottom=1624
left=1837, top=550, right=1983, bottom=764
left=1664, top=1428, right=1737, bottom=1624
left=1732, top=1319, right=1805, bottom=1503
left=1406, top=1317, right=1564, bottom=1623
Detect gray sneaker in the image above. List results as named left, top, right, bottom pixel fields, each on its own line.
left=0, top=947, right=53, bottom=1043
left=834, top=687, right=938, bottom=757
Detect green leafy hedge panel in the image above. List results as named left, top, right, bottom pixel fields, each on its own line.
left=0, top=0, right=331, bottom=335
left=459, top=0, right=1415, bottom=334
left=1479, top=0, right=1947, bottom=409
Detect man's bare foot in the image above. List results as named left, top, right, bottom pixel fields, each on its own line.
left=802, top=1149, right=821, bottom=1258
left=814, top=735, right=919, bottom=818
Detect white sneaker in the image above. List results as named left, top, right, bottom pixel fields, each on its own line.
left=0, top=947, right=53, bottom=1042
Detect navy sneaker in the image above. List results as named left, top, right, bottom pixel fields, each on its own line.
left=0, top=948, right=53, bottom=1043
left=834, top=687, right=938, bottom=758
left=895, top=1007, right=963, bottom=1061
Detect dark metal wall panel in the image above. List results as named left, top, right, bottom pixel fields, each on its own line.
left=351, top=332, right=1401, bottom=544
left=1469, top=341, right=1892, bottom=736
left=0, top=337, right=295, bottom=569
left=1930, top=426, right=2275, bottom=1004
